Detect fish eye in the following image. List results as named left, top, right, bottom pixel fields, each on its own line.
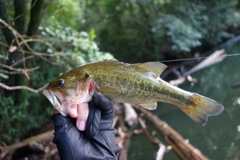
left=56, top=79, right=64, bottom=87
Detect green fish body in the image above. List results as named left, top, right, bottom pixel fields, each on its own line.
left=43, top=60, right=224, bottom=126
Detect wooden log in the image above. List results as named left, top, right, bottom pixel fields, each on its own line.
left=138, top=117, right=167, bottom=160
left=133, top=105, right=208, bottom=160
left=183, top=49, right=226, bottom=77
left=231, top=81, right=240, bottom=88
left=0, top=130, right=54, bottom=159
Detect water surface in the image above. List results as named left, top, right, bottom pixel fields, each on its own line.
left=128, top=42, right=240, bottom=160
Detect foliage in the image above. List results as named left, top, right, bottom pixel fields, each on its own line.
left=39, top=16, right=114, bottom=69
left=0, top=26, right=113, bottom=144
left=74, top=0, right=240, bottom=61
left=0, top=96, right=52, bottom=143
left=43, top=0, right=84, bottom=29
left=0, top=0, right=114, bottom=144
left=154, top=13, right=202, bottom=52
left=1, top=0, right=240, bottom=145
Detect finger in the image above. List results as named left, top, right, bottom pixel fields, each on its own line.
left=68, top=104, right=78, bottom=118
left=76, top=103, right=89, bottom=131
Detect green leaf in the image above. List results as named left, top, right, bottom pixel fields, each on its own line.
left=0, top=73, right=9, bottom=79
left=89, top=28, right=96, bottom=40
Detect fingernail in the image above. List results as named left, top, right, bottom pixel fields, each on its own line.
left=77, top=120, right=86, bottom=131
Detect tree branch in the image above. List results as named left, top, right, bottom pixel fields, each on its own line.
left=0, top=62, right=39, bottom=73
left=134, top=105, right=209, bottom=160
left=0, top=130, right=54, bottom=159
left=0, top=18, right=60, bottom=65
left=0, top=69, right=26, bottom=75
left=0, top=82, right=48, bottom=93
left=10, top=56, right=34, bottom=67
left=138, top=117, right=168, bottom=160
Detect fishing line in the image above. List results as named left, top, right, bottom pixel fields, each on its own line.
left=161, top=53, right=240, bottom=63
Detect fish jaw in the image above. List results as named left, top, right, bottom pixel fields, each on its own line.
left=42, top=89, right=70, bottom=116
left=42, top=82, right=95, bottom=116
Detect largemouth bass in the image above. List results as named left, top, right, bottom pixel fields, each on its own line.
left=43, top=60, right=224, bottom=126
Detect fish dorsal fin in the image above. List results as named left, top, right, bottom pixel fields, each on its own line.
left=136, top=62, right=167, bottom=77
left=139, top=102, right=158, bottom=110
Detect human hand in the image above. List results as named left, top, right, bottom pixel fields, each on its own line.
left=52, top=93, right=119, bottom=160
left=68, top=102, right=89, bottom=131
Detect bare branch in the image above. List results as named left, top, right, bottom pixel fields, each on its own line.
left=0, top=82, right=48, bottom=93
left=134, top=105, right=209, bottom=160
left=0, top=17, right=65, bottom=92
left=0, top=63, right=39, bottom=73
left=0, top=18, right=66, bottom=67
left=0, top=130, right=54, bottom=159
left=0, top=41, right=9, bottom=48
left=0, top=69, right=22, bottom=75
left=10, top=56, right=34, bottom=67
left=138, top=117, right=167, bottom=160
left=0, top=18, right=45, bottom=57
left=19, top=38, right=56, bottom=52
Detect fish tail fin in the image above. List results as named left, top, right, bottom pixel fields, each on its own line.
left=179, top=93, right=224, bottom=126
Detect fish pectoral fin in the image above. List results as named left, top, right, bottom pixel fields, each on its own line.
left=139, top=103, right=157, bottom=110
left=136, top=62, right=167, bottom=77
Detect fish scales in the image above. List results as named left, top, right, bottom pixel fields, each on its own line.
left=86, top=63, right=192, bottom=106
left=87, top=65, right=159, bottom=103
left=43, top=60, right=224, bottom=126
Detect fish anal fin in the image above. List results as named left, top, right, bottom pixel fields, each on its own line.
left=137, top=62, right=167, bottom=77
left=179, top=93, right=224, bottom=126
left=139, top=102, right=158, bottom=110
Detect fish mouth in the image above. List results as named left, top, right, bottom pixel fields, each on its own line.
left=42, top=89, right=69, bottom=116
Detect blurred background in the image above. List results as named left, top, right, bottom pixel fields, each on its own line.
left=0, top=0, right=240, bottom=159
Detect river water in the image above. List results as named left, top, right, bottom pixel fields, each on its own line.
left=128, top=42, right=240, bottom=160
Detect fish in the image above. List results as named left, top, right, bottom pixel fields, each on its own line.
left=42, top=60, right=224, bottom=126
